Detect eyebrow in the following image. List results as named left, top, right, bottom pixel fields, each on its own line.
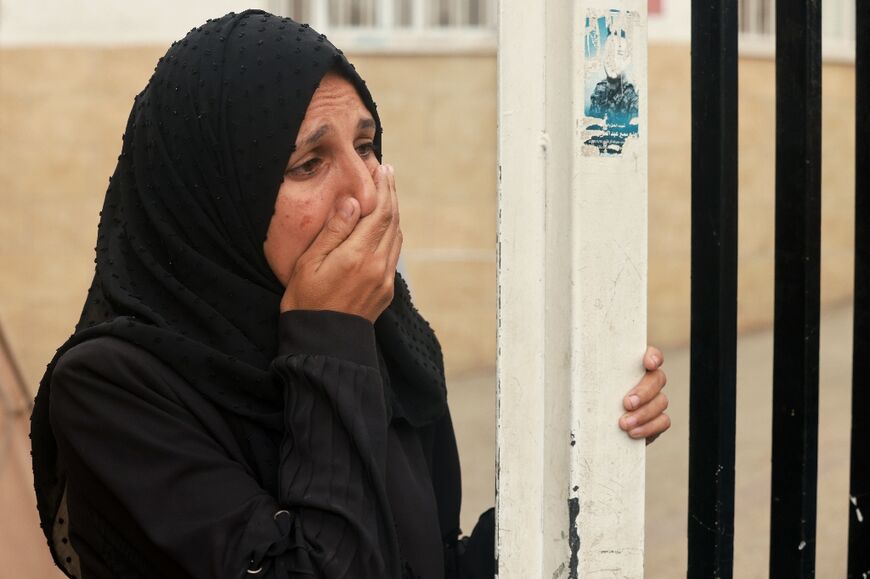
left=300, top=124, right=331, bottom=147
left=299, top=117, right=376, bottom=148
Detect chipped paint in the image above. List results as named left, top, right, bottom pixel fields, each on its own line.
left=568, top=498, right=580, bottom=578
left=852, top=495, right=865, bottom=523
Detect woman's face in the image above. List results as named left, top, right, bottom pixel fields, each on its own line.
left=264, top=72, right=380, bottom=285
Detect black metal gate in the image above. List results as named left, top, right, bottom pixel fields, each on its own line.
left=688, top=1, right=868, bottom=577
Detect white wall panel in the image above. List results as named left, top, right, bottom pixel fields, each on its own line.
left=0, top=0, right=268, bottom=46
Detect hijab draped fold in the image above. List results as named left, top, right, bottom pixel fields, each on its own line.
left=30, top=8, right=448, bottom=570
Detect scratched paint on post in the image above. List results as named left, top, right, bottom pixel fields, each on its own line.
left=581, top=9, right=641, bottom=156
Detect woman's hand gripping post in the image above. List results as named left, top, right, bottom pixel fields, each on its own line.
left=619, top=346, right=671, bottom=445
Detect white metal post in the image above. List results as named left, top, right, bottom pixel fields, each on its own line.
left=496, top=0, right=648, bottom=577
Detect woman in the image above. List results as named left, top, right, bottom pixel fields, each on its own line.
left=30, top=10, right=670, bottom=579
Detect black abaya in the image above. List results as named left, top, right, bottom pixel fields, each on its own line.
left=49, top=311, right=482, bottom=578
left=29, top=9, right=494, bottom=579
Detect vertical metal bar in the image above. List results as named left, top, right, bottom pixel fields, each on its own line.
left=378, top=0, right=395, bottom=29
left=496, top=1, right=549, bottom=574
left=333, top=0, right=346, bottom=27
left=497, top=1, right=648, bottom=577
left=470, top=0, right=480, bottom=26
left=311, top=0, right=329, bottom=31
left=449, top=0, right=461, bottom=26
left=565, top=3, right=647, bottom=574
left=687, top=0, right=738, bottom=576
left=849, top=2, right=870, bottom=575
left=365, top=0, right=376, bottom=27
left=411, top=0, right=425, bottom=29
left=848, top=0, right=856, bottom=40
left=772, top=0, right=778, bottom=35
left=761, top=0, right=771, bottom=36
left=769, top=0, right=822, bottom=576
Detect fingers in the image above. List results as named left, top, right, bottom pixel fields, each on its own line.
left=620, top=391, right=669, bottom=432
left=624, top=367, right=667, bottom=411
left=643, top=345, right=664, bottom=371
left=620, top=347, right=671, bottom=443
left=625, top=412, right=671, bottom=440
left=386, top=226, right=403, bottom=278
left=346, top=164, right=396, bottom=251
left=384, top=171, right=402, bottom=272
left=303, top=197, right=360, bottom=263
left=377, top=164, right=401, bottom=256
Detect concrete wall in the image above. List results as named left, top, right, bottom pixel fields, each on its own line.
left=0, top=44, right=857, bottom=390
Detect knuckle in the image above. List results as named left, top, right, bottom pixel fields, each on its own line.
left=661, top=394, right=669, bottom=411
left=373, top=214, right=391, bottom=235
left=656, top=369, right=668, bottom=386
left=638, top=380, right=653, bottom=397
left=326, top=219, right=345, bottom=236
left=364, top=261, right=380, bottom=280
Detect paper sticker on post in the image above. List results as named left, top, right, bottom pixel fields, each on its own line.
left=582, top=9, right=640, bottom=157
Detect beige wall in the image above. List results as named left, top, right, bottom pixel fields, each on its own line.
left=647, top=45, right=856, bottom=354
left=0, top=45, right=857, bottom=390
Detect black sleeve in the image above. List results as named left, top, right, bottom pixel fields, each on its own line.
left=49, top=310, right=398, bottom=579
left=453, top=508, right=495, bottom=579
left=428, top=406, right=494, bottom=579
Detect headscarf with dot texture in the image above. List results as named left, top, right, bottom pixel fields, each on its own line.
left=30, top=9, right=448, bottom=573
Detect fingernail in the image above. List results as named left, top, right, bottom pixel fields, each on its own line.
left=379, top=165, right=388, bottom=176
left=628, top=395, right=640, bottom=409
left=624, top=415, right=637, bottom=428
left=650, top=354, right=660, bottom=366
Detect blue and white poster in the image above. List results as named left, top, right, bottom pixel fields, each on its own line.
left=582, top=9, right=641, bottom=157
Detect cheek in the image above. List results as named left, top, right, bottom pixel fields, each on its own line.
left=267, top=191, right=330, bottom=258
left=264, top=192, right=323, bottom=283
left=293, top=196, right=328, bottom=234
left=298, top=214, right=314, bottom=229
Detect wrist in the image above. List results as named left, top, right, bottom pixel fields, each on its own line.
left=276, top=309, right=379, bottom=368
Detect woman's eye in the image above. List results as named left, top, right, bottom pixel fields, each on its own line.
left=288, top=157, right=321, bottom=177
left=356, top=142, right=375, bottom=158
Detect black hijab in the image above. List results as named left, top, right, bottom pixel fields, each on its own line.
left=31, top=8, right=447, bottom=570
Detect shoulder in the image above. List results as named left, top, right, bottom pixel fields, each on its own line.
left=54, top=336, right=176, bottom=389
left=51, top=336, right=183, bottom=414
left=55, top=336, right=156, bottom=374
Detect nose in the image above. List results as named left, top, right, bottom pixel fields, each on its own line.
left=336, top=150, right=377, bottom=218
